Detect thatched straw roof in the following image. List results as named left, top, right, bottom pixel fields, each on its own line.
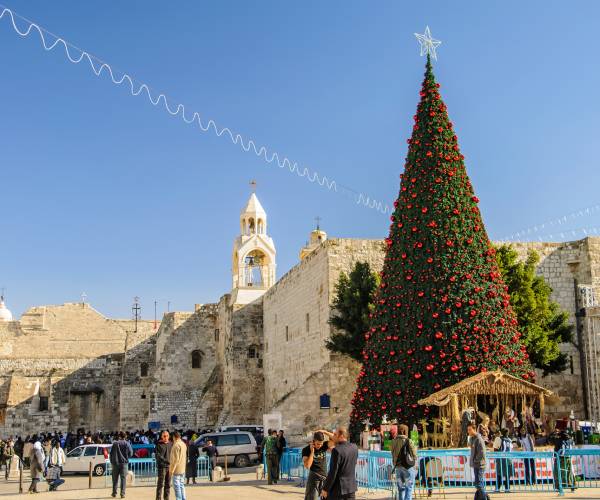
left=418, top=371, right=553, bottom=407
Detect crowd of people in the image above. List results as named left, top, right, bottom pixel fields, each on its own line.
left=296, top=414, right=581, bottom=500
left=0, top=427, right=238, bottom=497
left=467, top=420, right=578, bottom=500
left=0, top=415, right=586, bottom=500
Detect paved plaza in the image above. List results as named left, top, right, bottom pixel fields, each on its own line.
left=0, top=470, right=599, bottom=500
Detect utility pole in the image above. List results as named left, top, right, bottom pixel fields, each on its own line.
left=154, top=300, right=157, bottom=330
left=132, top=296, right=141, bottom=333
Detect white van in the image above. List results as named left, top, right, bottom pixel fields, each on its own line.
left=195, top=431, right=258, bottom=468
left=62, top=444, right=111, bottom=476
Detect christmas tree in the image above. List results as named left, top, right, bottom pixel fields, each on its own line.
left=350, top=56, right=534, bottom=428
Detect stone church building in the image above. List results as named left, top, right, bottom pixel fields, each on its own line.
left=1, top=193, right=599, bottom=440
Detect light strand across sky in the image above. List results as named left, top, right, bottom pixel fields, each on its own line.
left=498, top=225, right=600, bottom=243
left=500, top=203, right=600, bottom=241
left=2, top=5, right=597, bottom=241
left=0, top=5, right=392, bottom=215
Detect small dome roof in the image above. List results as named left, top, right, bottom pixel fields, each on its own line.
left=0, top=300, right=13, bottom=322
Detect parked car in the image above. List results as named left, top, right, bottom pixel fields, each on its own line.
left=62, top=444, right=111, bottom=476
left=195, top=431, right=258, bottom=468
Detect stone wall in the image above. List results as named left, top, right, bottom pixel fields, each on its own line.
left=270, top=355, right=360, bottom=440
left=220, top=298, right=265, bottom=425
left=146, top=306, right=222, bottom=430
left=0, top=303, right=156, bottom=435
left=263, top=239, right=385, bottom=435
left=506, top=240, right=588, bottom=416
left=263, top=245, right=330, bottom=410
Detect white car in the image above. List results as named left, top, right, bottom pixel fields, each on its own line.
left=62, top=444, right=111, bottom=476
left=195, top=431, right=258, bottom=468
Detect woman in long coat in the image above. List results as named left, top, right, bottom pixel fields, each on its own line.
left=29, top=441, right=45, bottom=493
left=186, top=440, right=200, bottom=484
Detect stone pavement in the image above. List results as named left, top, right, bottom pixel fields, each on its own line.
left=0, top=471, right=599, bottom=500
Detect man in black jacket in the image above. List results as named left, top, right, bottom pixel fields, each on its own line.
left=109, top=431, right=133, bottom=499
left=201, top=439, right=218, bottom=482
left=322, top=427, right=358, bottom=499
left=155, top=431, right=172, bottom=500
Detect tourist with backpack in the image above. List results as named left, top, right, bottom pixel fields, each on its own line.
left=467, top=423, right=488, bottom=500
left=493, top=428, right=513, bottom=492
left=264, top=429, right=280, bottom=485
left=391, top=424, right=417, bottom=500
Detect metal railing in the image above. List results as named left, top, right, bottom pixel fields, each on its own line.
left=104, top=456, right=210, bottom=487
left=275, top=446, right=600, bottom=496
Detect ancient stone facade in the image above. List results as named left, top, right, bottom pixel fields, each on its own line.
left=1, top=196, right=598, bottom=440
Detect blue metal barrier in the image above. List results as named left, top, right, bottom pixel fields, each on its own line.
left=279, top=449, right=305, bottom=482
left=274, top=446, right=600, bottom=496
left=104, top=456, right=210, bottom=487
left=556, top=448, right=600, bottom=494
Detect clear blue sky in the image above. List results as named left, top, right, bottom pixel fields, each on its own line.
left=1, top=1, right=599, bottom=319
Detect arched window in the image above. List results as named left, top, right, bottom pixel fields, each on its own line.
left=248, top=346, right=257, bottom=359
left=140, top=362, right=149, bottom=377
left=192, top=350, right=202, bottom=369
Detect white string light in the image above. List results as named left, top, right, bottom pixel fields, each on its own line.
left=2, top=5, right=595, bottom=238
left=500, top=203, right=600, bottom=241
left=0, top=5, right=392, bottom=215
left=497, top=226, right=600, bottom=243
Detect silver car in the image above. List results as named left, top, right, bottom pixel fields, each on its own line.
left=195, top=431, right=258, bottom=468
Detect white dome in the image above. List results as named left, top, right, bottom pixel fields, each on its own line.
left=0, top=301, right=13, bottom=322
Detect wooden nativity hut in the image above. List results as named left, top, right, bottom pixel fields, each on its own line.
left=418, top=370, right=554, bottom=448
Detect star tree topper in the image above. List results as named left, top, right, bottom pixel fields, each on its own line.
left=414, top=26, right=441, bottom=60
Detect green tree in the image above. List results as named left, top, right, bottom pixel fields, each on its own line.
left=495, top=245, right=573, bottom=375
left=326, top=262, right=379, bottom=361
left=351, top=56, right=533, bottom=428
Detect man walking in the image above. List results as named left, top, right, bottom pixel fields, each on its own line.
left=322, top=427, right=358, bottom=500
left=170, top=431, right=187, bottom=500
left=156, top=431, right=172, bottom=500
left=467, top=422, right=487, bottom=500
left=3, top=439, right=14, bottom=479
left=109, top=431, right=133, bottom=499
left=391, top=424, right=417, bottom=500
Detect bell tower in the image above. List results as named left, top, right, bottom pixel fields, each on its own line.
left=231, top=184, right=276, bottom=305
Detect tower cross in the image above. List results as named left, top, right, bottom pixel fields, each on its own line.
left=315, top=216, right=322, bottom=230
left=250, top=180, right=257, bottom=192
